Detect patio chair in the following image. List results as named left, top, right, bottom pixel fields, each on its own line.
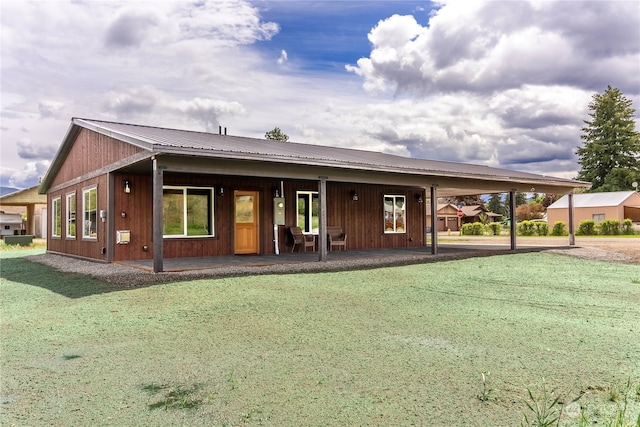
left=289, top=226, right=316, bottom=252
left=327, top=226, right=347, bottom=251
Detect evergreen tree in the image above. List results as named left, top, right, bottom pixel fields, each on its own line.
left=487, top=193, right=505, bottom=216
left=265, top=127, right=289, bottom=142
left=577, top=86, right=640, bottom=191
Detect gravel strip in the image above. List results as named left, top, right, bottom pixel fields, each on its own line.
left=26, top=246, right=631, bottom=287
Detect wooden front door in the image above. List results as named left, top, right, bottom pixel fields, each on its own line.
left=234, top=191, right=259, bottom=254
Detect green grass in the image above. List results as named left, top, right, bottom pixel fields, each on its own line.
left=1, top=250, right=639, bottom=426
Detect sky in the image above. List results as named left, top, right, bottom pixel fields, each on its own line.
left=1, top=0, right=639, bottom=190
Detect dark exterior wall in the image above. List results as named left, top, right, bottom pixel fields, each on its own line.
left=50, top=128, right=144, bottom=188
left=112, top=175, right=426, bottom=261
left=49, top=170, right=427, bottom=262
left=47, top=175, right=108, bottom=260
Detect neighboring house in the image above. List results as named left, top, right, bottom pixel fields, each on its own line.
left=39, top=118, right=589, bottom=272
left=427, top=204, right=461, bottom=232
left=0, top=185, right=47, bottom=238
left=547, top=191, right=640, bottom=226
left=426, top=204, right=501, bottom=232
left=460, top=205, right=502, bottom=224
left=0, top=212, right=23, bottom=237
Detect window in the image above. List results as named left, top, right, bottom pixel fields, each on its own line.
left=82, top=187, right=97, bottom=239
left=66, top=192, right=76, bottom=239
left=592, top=213, right=605, bottom=223
left=296, top=191, right=319, bottom=234
left=163, top=186, right=214, bottom=237
left=52, top=197, right=61, bottom=238
left=384, top=195, right=406, bottom=233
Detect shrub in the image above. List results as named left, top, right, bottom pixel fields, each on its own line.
left=488, top=222, right=501, bottom=236
left=461, top=222, right=485, bottom=235
left=471, top=222, right=485, bottom=236
left=622, top=218, right=635, bottom=235
left=578, top=219, right=597, bottom=235
left=534, top=222, right=548, bottom=236
left=518, top=220, right=536, bottom=236
left=461, top=223, right=474, bottom=235
left=551, top=221, right=567, bottom=236
left=599, top=219, right=620, bottom=235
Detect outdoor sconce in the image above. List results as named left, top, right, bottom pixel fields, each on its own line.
left=121, top=211, right=127, bottom=218
left=351, top=191, right=359, bottom=201
left=416, top=194, right=424, bottom=203
left=217, top=185, right=224, bottom=196
left=123, top=179, right=131, bottom=194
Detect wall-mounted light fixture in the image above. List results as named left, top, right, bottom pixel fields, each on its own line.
left=217, top=185, right=224, bottom=196
left=416, top=194, right=424, bottom=203
left=351, top=191, right=359, bottom=201
left=123, top=179, right=131, bottom=194
left=121, top=211, right=127, bottom=218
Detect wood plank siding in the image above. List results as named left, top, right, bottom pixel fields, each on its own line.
left=50, top=128, right=145, bottom=188
left=48, top=170, right=427, bottom=261
left=47, top=175, right=108, bottom=260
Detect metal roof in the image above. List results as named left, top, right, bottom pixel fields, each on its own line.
left=40, top=117, right=590, bottom=195
left=548, top=191, right=640, bottom=209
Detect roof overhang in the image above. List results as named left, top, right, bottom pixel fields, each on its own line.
left=40, top=118, right=591, bottom=197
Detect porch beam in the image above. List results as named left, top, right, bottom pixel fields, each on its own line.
left=152, top=157, right=164, bottom=273
left=318, top=176, right=328, bottom=262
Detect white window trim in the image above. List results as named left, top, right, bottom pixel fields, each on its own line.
left=82, top=186, right=98, bottom=240
left=163, top=185, right=215, bottom=238
left=66, top=192, right=76, bottom=239
left=383, top=194, right=407, bottom=234
left=52, top=196, right=62, bottom=238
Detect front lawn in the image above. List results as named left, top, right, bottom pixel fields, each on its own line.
left=1, top=251, right=639, bottom=426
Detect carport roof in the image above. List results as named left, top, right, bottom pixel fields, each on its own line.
left=548, top=191, right=640, bottom=208
left=40, top=117, right=590, bottom=196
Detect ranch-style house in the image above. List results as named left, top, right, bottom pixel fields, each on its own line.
left=39, top=118, right=590, bottom=272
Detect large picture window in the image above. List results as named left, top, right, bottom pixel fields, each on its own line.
left=52, top=197, right=61, bottom=238
left=66, top=192, right=76, bottom=239
left=163, top=186, right=214, bottom=237
left=384, top=195, right=406, bottom=233
left=82, top=187, right=97, bottom=239
left=296, top=191, right=319, bottom=234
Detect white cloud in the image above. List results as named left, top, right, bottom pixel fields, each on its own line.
left=16, top=138, right=59, bottom=161
left=277, top=49, right=288, bottom=65
left=347, top=0, right=640, bottom=95
left=38, top=101, right=66, bottom=119
left=175, top=98, right=246, bottom=132
left=1, top=0, right=637, bottom=190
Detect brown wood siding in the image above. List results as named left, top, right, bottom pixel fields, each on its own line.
left=51, top=170, right=429, bottom=261
left=109, top=175, right=427, bottom=261
left=46, top=176, right=108, bottom=260
left=50, top=128, right=145, bottom=188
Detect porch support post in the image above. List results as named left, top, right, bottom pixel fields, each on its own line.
left=568, top=192, right=575, bottom=246
left=318, top=176, right=328, bottom=262
left=430, top=185, right=438, bottom=255
left=509, top=190, right=517, bottom=250
left=152, top=157, right=164, bottom=273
